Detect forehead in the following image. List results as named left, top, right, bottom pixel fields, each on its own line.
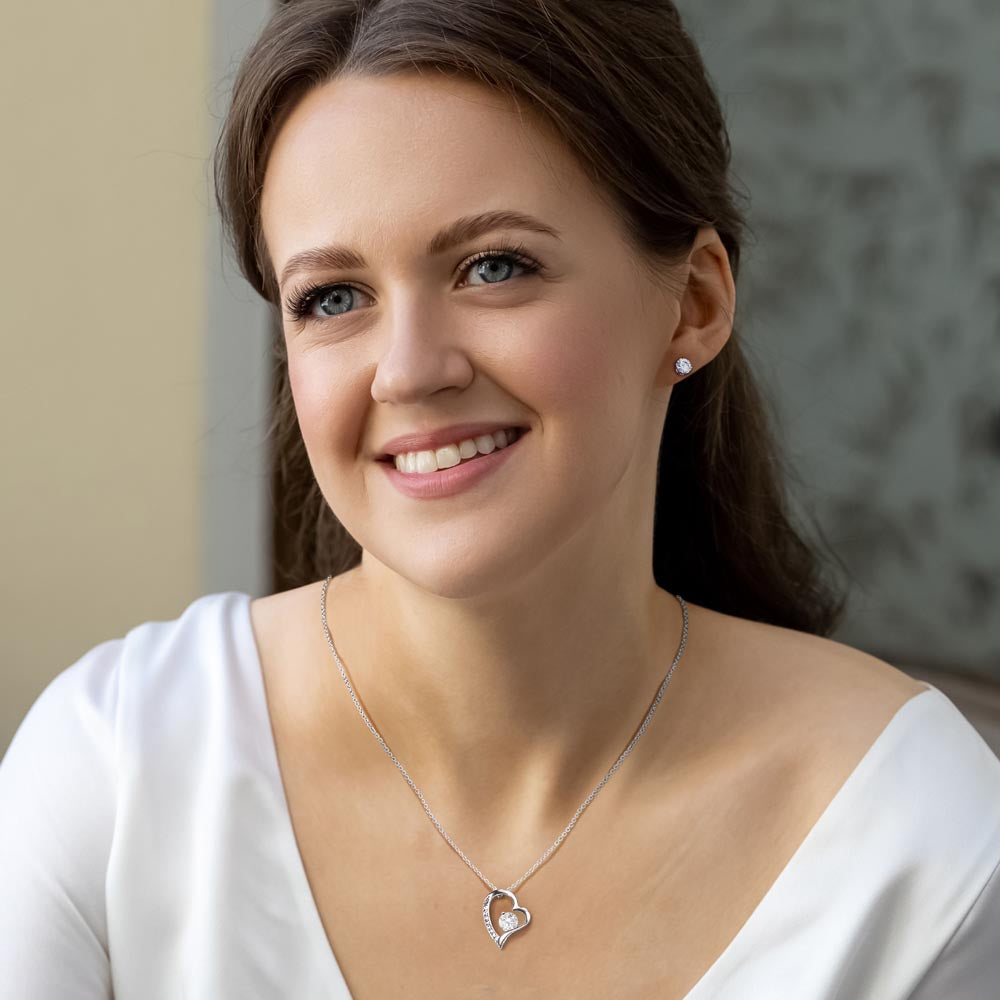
left=260, top=72, right=593, bottom=273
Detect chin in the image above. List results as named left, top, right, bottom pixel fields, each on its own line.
left=359, top=525, right=551, bottom=602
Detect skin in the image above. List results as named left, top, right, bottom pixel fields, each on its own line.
left=260, top=69, right=734, bottom=837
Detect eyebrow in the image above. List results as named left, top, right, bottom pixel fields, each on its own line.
left=278, top=210, right=562, bottom=289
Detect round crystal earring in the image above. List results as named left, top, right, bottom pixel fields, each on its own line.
left=674, top=357, right=693, bottom=376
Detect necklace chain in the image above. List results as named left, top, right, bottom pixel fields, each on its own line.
left=319, top=574, right=689, bottom=895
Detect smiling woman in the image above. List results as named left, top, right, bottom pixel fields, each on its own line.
left=216, top=0, right=832, bottom=620
left=3, top=0, right=1000, bottom=998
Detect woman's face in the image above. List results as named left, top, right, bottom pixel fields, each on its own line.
left=260, top=72, right=686, bottom=598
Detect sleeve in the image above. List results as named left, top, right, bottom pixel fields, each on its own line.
left=906, top=856, right=1000, bottom=1000
left=0, top=638, right=122, bottom=999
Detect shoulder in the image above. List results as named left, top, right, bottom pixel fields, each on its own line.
left=109, top=591, right=261, bottom=763
left=679, top=600, right=1000, bottom=832
left=1, top=589, right=256, bottom=792
left=1, top=626, right=130, bottom=835
left=692, top=605, right=1000, bottom=988
left=697, top=595, right=1000, bottom=833
left=688, top=598, right=927, bottom=695
left=0, top=634, right=123, bottom=821
left=3, top=632, right=125, bottom=768
left=3, top=590, right=260, bottom=805
left=0, top=590, right=258, bottom=990
left=681, top=601, right=930, bottom=764
left=0, top=633, right=125, bottom=981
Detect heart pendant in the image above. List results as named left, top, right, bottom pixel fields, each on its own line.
left=482, top=888, right=531, bottom=950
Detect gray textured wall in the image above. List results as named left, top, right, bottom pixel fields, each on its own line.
left=673, top=0, right=1000, bottom=677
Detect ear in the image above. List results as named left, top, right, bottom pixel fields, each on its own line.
left=655, top=226, right=736, bottom=388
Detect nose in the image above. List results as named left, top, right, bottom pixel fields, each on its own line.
left=370, top=303, right=474, bottom=404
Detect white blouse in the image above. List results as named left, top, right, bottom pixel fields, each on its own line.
left=2, top=591, right=999, bottom=999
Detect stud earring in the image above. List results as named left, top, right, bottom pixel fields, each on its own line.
left=674, top=357, right=693, bottom=376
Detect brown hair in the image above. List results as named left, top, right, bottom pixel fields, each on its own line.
left=213, top=0, right=848, bottom=635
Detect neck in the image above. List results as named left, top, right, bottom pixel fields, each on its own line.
left=317, top=554, right=689, bottom=842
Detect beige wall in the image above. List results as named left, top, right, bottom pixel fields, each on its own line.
left=1, top=2, right=213, bottom=749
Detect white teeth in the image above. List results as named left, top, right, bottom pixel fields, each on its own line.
left=416, top=450, right=441, bottom=474
left=393, top=428, right=522, bottom=473
left=432, top=444, right=461, bottom=470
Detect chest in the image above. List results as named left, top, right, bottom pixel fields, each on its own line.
left=270, top=725, right=818, bottom=1000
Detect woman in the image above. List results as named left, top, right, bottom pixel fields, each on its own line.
left=3, top=1, right=999, bottom=996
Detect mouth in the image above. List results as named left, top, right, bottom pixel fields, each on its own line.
left=376, top=426, right=530, bottom=468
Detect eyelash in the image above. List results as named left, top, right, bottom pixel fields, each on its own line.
left=282, top=241, right=544, bottom=322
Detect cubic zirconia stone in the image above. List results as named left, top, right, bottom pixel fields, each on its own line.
left=498, top=911, right=519, bottom=932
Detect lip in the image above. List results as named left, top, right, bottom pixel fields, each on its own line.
left=379, top=429, right=529, bottom=500
left=376, top=422, right=529, bottom=460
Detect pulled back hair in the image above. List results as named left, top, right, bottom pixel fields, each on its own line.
left=213, top=0, right=848, bottom=635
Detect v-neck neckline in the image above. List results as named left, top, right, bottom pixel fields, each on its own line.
left=234, top=590, right=937, bottom=999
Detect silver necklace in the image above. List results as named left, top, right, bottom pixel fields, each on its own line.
left=319, top=574, right=689, bottom=951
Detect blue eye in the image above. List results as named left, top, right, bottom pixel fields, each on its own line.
left=461, top=249, right=539, bottom=287
left=473, top=258, right=514, bottom=283
left=283, top=241, right=544, bottom=322
left=310, top=286, right=357, bottom=318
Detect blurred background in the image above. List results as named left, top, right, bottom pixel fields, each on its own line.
left=2, top=0, right=998, bottom=755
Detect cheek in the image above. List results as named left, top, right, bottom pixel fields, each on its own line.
left=515, top=307, right=634, bottom=445
left=287, top=359, right=331, bottom=446
left=287, top=351, right=365, bottom=463
left=510, top=297, right=652, bottom=519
